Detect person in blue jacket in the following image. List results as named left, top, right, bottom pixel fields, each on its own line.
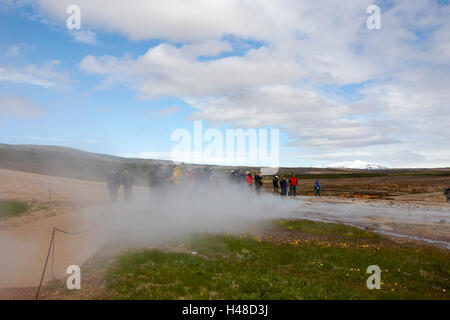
left=280, top=175, right=288, bottom=196
left=314, top=180, right=321, bottom=197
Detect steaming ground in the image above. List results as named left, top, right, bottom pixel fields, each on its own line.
left=0, top=168, right=448, bottom=290
left=0, top=169, right=299, bottom=288
left=101, top=188, right=450, bottom=248
left=101, top=184, right=300, bottom=245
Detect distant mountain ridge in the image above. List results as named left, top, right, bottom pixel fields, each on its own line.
left=1, top=144, right=435, bottom=184
left=0, top=143, right=168, bottom=184
left=327, top=160, right=387, bottom=170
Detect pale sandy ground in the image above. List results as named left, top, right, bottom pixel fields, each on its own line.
left=0, top=169, right=111, bottom=290
left=0, top=168, right=448, bottom=295
left=0, top=169, right=130, bottom=292
left=0, top=168, right=107, bottom=204
left=0, top=206, right=106, bottom=288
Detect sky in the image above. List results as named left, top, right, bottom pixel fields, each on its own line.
left=0, top=0, right=449, bottom=168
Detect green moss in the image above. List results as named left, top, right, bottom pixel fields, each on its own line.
left=0, top=200, right=29, bottom=220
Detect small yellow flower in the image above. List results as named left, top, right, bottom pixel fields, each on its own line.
left=443, top=289, right=447, bottom=292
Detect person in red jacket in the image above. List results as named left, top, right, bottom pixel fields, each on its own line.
left=245, top=172, right=253, bottom=187
left=289, top=174, right=297, bottom=196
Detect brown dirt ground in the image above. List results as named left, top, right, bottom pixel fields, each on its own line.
left=0, top=168, right=107, bottom=204
left=263, top=174, right=450, bottom=202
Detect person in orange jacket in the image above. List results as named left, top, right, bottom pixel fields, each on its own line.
left=169, top=166, right=182, bottom=185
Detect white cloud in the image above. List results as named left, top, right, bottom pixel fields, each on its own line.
left=79, top=43, right=305, bottom=98
left=5, top=45, right=21, bottom=56
left=25, top=136, right=66, bottom=142
left=17, top=0, right=450, bottom=166
left=149, top=106, right=179, bottom=117
left=34, top=0, right=276, bottom=41
left=0, top=60, right=71, bottom=89
left=4, top=42, right=31, bottom=56
left=182, top=41, right=233, bottom=58
left=0, top=95, right=45, bottom=118
left=82, top=139, right=103, bottom=143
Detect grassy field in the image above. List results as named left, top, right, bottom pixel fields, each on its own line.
left=0, top=200, right=29, bottom=220
left=97, top=220, right=449, bottom=300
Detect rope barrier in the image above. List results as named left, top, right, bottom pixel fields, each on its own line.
left=34, top=194, right=109, bottom=300
left=34, top=223, right=103, bottom=299
left=35, top=228, right=55, bottom=300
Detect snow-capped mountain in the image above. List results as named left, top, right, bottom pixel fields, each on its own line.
left=327, top=160, right=387, bottom=170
